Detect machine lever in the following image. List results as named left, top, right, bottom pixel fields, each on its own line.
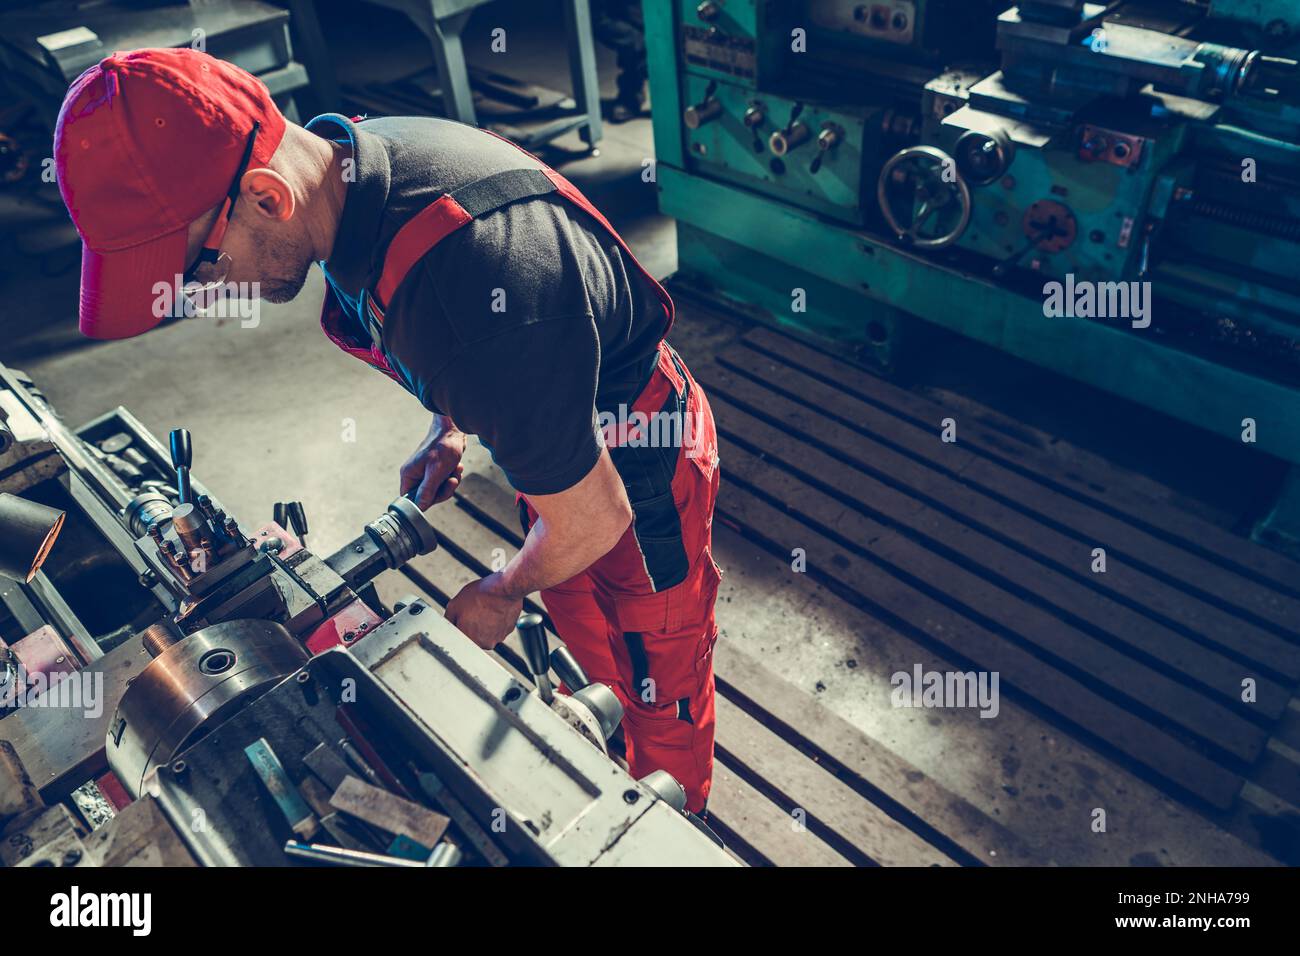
left=516, top=612, right=553, bottom=703
left=992, top=236, right=1039, bottom=278
left=1137, top=222, right=1154, bottom=278
left=169, top=428, right=193, bottom=504
left=992, top=215, right=1065, bottom=278
left=550, top=645, right=590, bottom=691
left=274, top=501, right=310, bottom=543
left=287, top=502, right=309, bottom=541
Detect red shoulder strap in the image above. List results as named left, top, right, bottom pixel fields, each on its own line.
left=372, top=166, right=562, bottom=313
left=373, top=195, right=473, bottom=310
left=370, top=141, right=673, bottom=336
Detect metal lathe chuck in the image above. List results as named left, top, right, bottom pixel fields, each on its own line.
left=107, top=619, right=309, bottom=797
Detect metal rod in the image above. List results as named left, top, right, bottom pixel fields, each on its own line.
left=284, top=841, right=423, bottom=868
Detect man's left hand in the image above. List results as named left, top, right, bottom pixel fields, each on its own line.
left=445, top=574, right=523, bottom=649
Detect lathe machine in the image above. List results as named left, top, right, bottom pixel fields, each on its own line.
left=647, top=0, right=1300, bottom=553
left=0, top=361, right=735, bottom=867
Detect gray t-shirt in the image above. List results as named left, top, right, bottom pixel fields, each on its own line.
left=309, top=114, right=667, bottom=495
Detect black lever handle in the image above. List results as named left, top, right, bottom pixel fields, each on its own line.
left=272, top=501, right=309, bottom=543
left=287, top=502, right=308, bottom=540
left=516, top=612, right=553, bottom=703
left=169, top=428, right=192, bottom=504
left=550, top=645, right=590, bottom=691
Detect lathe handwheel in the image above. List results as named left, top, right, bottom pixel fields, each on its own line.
left=877, top=146, right=972, bottom=250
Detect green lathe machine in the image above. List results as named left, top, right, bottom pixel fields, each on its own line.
left=645, top=0, right=1300, bottom=554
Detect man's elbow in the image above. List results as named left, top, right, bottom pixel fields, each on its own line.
left=597, top=497, right=634, bottom=557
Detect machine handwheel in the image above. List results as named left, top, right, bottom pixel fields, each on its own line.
left=877, top=146, right=973, bottom=250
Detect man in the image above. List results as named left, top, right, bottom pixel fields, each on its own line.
left=54, top=48, right=721, bottom=812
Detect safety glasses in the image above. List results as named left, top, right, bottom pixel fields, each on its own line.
left=180, top=121, right=260, bottom=306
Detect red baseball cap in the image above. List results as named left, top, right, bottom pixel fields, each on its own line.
left=55, top=48, right=286, bottom=339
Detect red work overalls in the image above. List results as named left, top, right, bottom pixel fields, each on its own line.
left=318, top=133, right=722, bottom=812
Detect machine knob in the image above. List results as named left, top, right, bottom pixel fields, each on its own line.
left=638, top=769, right=688, bottom=813
left=549, top=645, right=623, bottom=741
left=955, top=128, right=1015, bottom=186
left=743, top=105, right=765, bottom=128
left=769, top=121, right=811, bottom=156
left=809, top=124, right=844, bottom=174
left=683, top=98, right=723, bottom=129
left=571, top=682, right=624, bottom=741
left=696, top=1, right=720, bottom=21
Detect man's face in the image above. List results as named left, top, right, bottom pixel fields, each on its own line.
left=183, top=189, right=315, bottom=305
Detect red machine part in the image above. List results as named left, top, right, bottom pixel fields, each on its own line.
left=304, top=599, right=384, bottom=655
left=250, top=520, right=303, bottom=559
left=94, top=771, right=133, bottom=812
left=7, top=625, right=79, bottom=693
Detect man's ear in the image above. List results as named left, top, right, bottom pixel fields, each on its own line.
left=240, top=168, right=295, bottom=221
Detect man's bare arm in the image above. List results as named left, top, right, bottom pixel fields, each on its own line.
left=487, top=447, right=632, bottom=599
left=444, top=448, right=632, bottom=647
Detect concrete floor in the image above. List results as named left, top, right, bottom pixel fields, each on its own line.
left=0, top=1, right=1283, bottom=864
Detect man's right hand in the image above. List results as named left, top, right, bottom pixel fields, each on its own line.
left=399, top=415, right=467, bottom=508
